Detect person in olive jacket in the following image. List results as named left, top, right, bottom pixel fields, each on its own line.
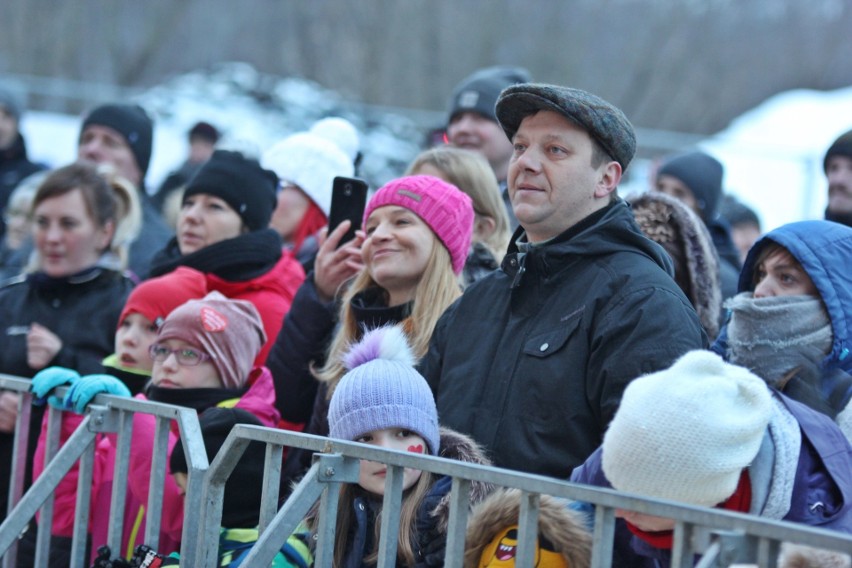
left=420, top=83, right=707, bottom=479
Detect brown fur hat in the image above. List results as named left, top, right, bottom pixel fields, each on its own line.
left=464, top=488, right=592, bottom=568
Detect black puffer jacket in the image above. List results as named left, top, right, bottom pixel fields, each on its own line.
left=0, top=266, right=133, bottom=521
left=421, top=200, right=707, bottom=478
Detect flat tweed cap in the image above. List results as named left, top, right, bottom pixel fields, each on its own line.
left=496, top=83, right=636, bottom=170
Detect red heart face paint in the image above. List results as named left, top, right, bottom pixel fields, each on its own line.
left=407, top=444, right=424, bottom=454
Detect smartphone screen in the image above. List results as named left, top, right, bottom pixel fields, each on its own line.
left=328, top=176, right=369, bottom=246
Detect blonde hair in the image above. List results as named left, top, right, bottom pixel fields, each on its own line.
left=315, top=239, right=460, bottom=392
left=96, top=164, right=142, bottom=270
left=305, top=469, right=436, bottom=566
left=406, top=146, right=510, bottom=262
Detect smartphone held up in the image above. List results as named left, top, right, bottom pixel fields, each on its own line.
left=327, top=176, right=369, bottom=247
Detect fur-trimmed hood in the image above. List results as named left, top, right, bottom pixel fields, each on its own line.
left=428, top=427, right=496, bottom=531
left=463, top=488, right=592, bottom=568
left=778, top=542, right=851, bottom=568
left=630, top=191, right=722, bottom=339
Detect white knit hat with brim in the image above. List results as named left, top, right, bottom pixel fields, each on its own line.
left=602, top=350, right=772, bottom=507
left=261, top=132, right=354, bottom=216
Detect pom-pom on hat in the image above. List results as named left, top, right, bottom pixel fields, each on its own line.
left=183, top=150, right=278, bottom=232
left=261, top=132, right=354, bottom=216
left=601, top=350, right=772, bottom=508
left=496, top=83, right=636, bottom=171
left=118, top=266, right=209, bottom=329
left=80, top=103, right=154, bottom=179
left=363, top=175, right=474, bottom=275
left=309, top=117, right=361, bottom=164
left=156, top=291, right=266, bottom=389
left=328, top=325, right=440, bottom=455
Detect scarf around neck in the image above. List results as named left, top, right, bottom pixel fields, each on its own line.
left=725, top=293, right=833, bottom=387
left=149, top=229, right=282, bottom=281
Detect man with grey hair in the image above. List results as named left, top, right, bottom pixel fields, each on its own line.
left=0, top=85, right=44, bottom=237
left=421, top=83, right=706, bottom=479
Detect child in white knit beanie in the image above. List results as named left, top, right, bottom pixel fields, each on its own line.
left=571, top=350, right=852, bottom=565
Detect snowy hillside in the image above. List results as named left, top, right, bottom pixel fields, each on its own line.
left=18, top=64, right=852, bottom=234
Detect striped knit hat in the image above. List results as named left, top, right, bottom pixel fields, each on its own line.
left=362, top=175, right=474, bottom=275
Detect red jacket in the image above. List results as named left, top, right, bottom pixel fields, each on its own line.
left=207, top=252, right=305, bottom=365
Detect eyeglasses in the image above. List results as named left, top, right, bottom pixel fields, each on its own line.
left=148, top=344, right=212, bottom=366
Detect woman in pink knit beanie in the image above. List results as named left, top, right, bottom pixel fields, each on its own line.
left=267, top=174, right=474, bottom=486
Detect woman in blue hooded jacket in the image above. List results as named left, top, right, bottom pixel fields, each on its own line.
left=712, top=219, right=852, bottom=419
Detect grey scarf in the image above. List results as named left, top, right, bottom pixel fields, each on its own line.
left=725, top=293, right=832, bottom=388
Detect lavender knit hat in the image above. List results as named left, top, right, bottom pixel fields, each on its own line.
left=363, top=175, right=474, bottom=275
left=328, top=326, right=440, bottom=455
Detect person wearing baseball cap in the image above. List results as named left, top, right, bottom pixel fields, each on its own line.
left=420, top=83, right=706, bottom=480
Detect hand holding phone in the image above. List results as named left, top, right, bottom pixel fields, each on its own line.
left=327, top=176, right=369, bottom=248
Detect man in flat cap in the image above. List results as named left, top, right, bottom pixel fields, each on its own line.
left=421, top=83, right=707, bottom=479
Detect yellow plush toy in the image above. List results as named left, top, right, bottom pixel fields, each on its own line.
left=464, top=489, right=591, bottom=568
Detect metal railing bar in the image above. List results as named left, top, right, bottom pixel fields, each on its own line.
left=443, top=477, right=471, bottom=568
left=376, top=465, right=403, bottom=568
left=516, top=491, right=540, bottom=568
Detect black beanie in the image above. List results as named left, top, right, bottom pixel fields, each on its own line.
left=170, top=407, right=266, bottom=529
left=657, top=151, right=724, bottom=222
left=80, top=103, right=153, bottom=179
left=183, top=150, right=278, bottom=231
left=824, top=129, right=852, bottom=173
left=447, top=66, right=532, bottom=124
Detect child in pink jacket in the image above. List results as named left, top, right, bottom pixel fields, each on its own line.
left=31, top=291, right=280, bottom=564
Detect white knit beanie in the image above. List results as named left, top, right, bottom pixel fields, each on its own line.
left=261, top=131, right=354, bottom=216
left=602, top=350, right=772, bottom=507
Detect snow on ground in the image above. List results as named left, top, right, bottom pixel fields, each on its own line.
left=17, top=64, right=852, bottom=235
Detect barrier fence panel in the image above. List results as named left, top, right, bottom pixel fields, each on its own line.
left=2, top=373, right=852, bottom=567
left=0, top=377, right=208, bottom=568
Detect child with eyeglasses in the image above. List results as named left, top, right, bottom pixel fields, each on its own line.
left=29, top=291, right=280, bottom=565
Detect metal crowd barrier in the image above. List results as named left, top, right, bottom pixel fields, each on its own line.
left=2, top=373, right=852, bottom=567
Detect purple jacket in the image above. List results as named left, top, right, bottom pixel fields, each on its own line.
left=570, top=392, right=852, bottom=566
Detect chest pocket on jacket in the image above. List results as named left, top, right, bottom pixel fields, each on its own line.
left=522, top=310, right=583, bottom=358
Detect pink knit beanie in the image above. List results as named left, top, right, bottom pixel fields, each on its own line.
left=156, top=291, right=267, bottom=389
left=362, top=175, right=474, bottom=275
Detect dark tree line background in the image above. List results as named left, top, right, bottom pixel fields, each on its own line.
left=3, top=0, right=851, bottom=135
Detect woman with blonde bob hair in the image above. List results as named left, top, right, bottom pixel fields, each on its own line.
left=407, top=146, right=510, bottom=286
left=267, top=175, right=474, bottom=481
